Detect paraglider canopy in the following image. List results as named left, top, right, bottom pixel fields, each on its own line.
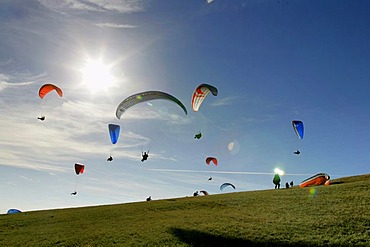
left=292, top=120, right=304, bottom=140
left=75, top=163, right=85, bottom=175
left=205, top=157, right=218, bottom=166
left=7, top=209, right=21, bottom=214
left=199, top=190, right=209, bottom=196
left=220, top=182, right=235, bottom=191
left=39, top=84, right=63, bottom=99
left=299, top=173, right=330, bottom=188
left=191, top=84, right=218, bottom=112
left=108, top=124, right=120, bottom=144
left=116, top=91, right=187, bottom=119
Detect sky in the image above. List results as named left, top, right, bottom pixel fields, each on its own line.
left=1, top=0, right=370, bottom=213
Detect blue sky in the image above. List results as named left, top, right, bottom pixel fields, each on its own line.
left=1, top=0, right=370, bottom=213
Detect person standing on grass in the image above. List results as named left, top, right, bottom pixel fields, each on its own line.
left=273, top=173, right=281, bottom=189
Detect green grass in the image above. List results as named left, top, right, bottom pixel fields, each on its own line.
left=1, top=174, right=369, bottom=246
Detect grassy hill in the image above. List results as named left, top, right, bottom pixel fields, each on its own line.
left=1, top=174, right=369, bottom=246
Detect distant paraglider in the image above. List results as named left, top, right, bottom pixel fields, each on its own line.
left=299, top=173, right=330, bottom=188
left=108, top=124, right=120, bottom=161
left=72, top=163, right=85, bottom=195
left=292, top=120, right=304, bottom=155
left=220, top=182, right=235, bottom=191
left=38, top=83, right=63, bottom=121
left=116, top=91, right=187, bottom=119
left=191, top=84, right=218, bottom=112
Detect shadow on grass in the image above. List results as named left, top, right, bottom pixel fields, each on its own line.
left=169, top=227, right=317, bottom=247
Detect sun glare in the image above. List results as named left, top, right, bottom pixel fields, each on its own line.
left=81, top=60, right=115, bottom=92
left=274, top=168, right=285, bottom=176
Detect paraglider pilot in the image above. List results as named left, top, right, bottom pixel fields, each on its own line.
left=294, top=150, right=301, bottom=155
left=208, top=177, right=212, bottom=181
left=107, top=156, right=113, bottom=162
left=71, top=191, right=77, bottom=195
left=141, top=152, right=149, bottom=162
left=146, top=196, right=152, bottom=201
left=38, top=116, right=45, bottom=121
left=193, top=191, right=199, bottom=196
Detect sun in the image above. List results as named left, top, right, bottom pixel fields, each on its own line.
left=81, top=59, right=115, bottom=92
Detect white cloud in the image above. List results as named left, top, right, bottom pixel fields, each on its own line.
left=0, top=74, right=35, bottom=91
left=211, top=96, right=239, bottom=107
left=38, top=0, right=146, bottom=14
left=96, top=23, right=138, bottom=29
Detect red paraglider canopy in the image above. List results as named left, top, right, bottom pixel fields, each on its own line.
left=39, top=84, right=63, bottom=99
left=75, top=163, right=85, bottom=175
left=205, top=157, right=218, bottom=166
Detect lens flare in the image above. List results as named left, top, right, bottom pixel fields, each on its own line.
left=227, top=139, right=240, bottom=155
left=309, top=187, right=318, bottom=198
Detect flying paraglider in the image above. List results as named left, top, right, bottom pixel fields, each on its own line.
left=116, top=91, right=187, bottom=119
left=191, top=84, right=218, bottom=112
left=107, top=124, right=120, bottom=161
left=299, top=173, right=330, bottom=188
left=292, top=120, right=304, bottom=155
left=220, top=182, right=235, bottom=191
left=72, top=163, right=85, bottom=195
left=206, top=157, right=218, bottom=166
left=38, top=83, right=63, bottom=121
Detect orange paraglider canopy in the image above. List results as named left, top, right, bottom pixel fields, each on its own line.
left=39, top=84, right=63, bottom=99
left=299, top=173, right=330, bottom=188
left=75, top=163, right=85, bottom=175
left=205, top=157, right=218, bottom=166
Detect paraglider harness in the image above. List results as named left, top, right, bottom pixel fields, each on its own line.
left=107, top=156, right=113, bottom=162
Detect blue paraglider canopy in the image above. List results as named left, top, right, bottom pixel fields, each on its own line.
left=108, top=124, right=120, bottom=144
left=292, top=120, right=304, bottom=140
left=7, top=209, right=21, bottom=214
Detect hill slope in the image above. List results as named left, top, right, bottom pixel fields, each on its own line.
left=1, top=174, right=369, bottom=246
